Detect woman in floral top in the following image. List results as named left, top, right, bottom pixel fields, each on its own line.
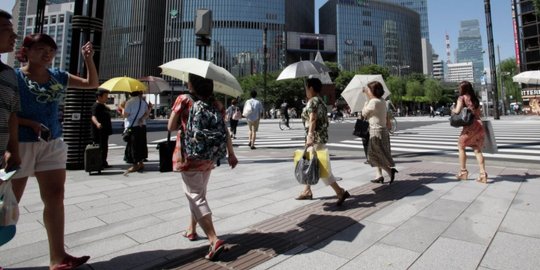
left=11, top=33, right=98, bottom=269
left=296, top=78, right=350, bottom=206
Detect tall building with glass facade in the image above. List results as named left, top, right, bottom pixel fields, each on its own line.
left=377, top=0, right=429, bottom=41
left=99, top=0, right=166, bottom=79
left=319, top=0, right=422, bottom=73
left=162, top=0, right=313, bottom=78
left=456, top=19, right=484, bottom=83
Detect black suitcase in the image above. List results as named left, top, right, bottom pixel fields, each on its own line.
left=157, top=133, right=176, bottom=172
left=85, top=144, right=102, bottom=175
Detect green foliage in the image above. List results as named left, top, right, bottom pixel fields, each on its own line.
left=386, top=76, right=406, bottom=104
left=534, top=0, right=540, bottom=15
left=424, top=78, right=443, bottom=104
left=358, top=64, right=390, bottom=80
left=334, top=70, right=355, bottom=96
left=238, top=72, right=304, bottom=108
left=405, top=80, right=423, bottom=102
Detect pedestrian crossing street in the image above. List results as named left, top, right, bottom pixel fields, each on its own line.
left=328, top=120, right=540, bottom=163
left=118, top=118, right=540, bottom=163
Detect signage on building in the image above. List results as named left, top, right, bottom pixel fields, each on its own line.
left=522, top=89, right=540, bottom=96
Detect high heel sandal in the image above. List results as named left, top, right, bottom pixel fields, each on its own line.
left=370, top=177, right=384, bottom=184
left=456, top=169, right=468, bottom=180
left=295, top=191, right=313, bottom=200
left=476, top=172, right=488, bottom=183
left=389, top=168, right=398, bottom=184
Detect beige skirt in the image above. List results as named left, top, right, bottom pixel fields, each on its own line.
left=367, top=128, right=395, bottom=168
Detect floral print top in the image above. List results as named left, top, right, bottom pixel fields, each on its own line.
left=16, top=68, right=68, bottom=142
left=301, top=96, right=329, bottom=144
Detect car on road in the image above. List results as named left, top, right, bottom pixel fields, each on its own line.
left=435, top=107, right=451, bottom=116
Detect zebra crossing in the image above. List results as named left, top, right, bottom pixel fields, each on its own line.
left=327, top=120, right=540, bottom=163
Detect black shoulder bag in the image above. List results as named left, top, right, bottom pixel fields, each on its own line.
left=122, top=100, right=142, bottom=142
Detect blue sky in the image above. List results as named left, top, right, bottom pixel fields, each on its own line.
left=314, top=0, right=516, bottom=63
left=2, top=0, right=516, bottom=64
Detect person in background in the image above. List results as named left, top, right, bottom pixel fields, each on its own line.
left=167, top=73, right=238, bottom=261
left=0, top=9, right=21, bottom=173
left=244, top=90, right=264, bottom=150
left=91, top=89, right=112, bottom=168
left=225, top=98, right=240, bottom=139
left=452, top=81, right=487, bottom=183
left=122, top=91, right=149, bottom=173
left=296, top=78, right=350, bottom=206
left=280, top=100, right=290, bottom=128
left=362, top=81, right=398, bottom=185
left=11, top=33, right=98, bottom=270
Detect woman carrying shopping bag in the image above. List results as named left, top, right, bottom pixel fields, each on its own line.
left=295, top=78, right=350, bottom=206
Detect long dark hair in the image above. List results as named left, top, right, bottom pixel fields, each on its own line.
left=458, top=81, right=480, bottom=109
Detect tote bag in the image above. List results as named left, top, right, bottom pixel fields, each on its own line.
left=294, top=148, right=320, bottom=185
left=482, top=120, right=498, bottom=154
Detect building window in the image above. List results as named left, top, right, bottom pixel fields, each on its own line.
left=59, top=14, right=64, bottom=23
left=26, top=17, right=33, bottom=26
left=44, top=17, right=48, bottom=25
left=51, top=15, right=56, bottom=24
left=363, top=20, right=371, bottom=26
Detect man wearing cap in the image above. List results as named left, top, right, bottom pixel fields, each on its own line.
left=91, top=89, right=112, bottom=168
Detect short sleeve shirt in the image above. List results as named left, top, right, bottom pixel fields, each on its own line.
left=91, top=102, right=112, bottom=136
left=16, top=68, right=68, bottom=142
left=0, top=62, right=20, bottom=157
left=123, top=96, right=147, bottom=129
left=301, top=96, right=329, bottom=144
left=171, top=94, right=215, bottom=172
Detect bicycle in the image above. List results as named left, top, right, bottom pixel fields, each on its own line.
left=279, top=115, right=292, bottom=130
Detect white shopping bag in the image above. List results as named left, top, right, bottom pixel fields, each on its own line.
left=482, top=120, right=498, bottom=154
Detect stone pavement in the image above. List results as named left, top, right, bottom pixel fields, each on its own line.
left=1, top=144, right=539, bottom=270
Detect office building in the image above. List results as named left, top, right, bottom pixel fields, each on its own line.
left=163, top=0, right=314, bottom=78
left=99, top=0, right=166, bottom=80
left=432, top=53, right=444, bottom=80
left=378, top=0, right=429, bottom=41
left=421, top=38, right=433, bottom=76
left=319, top=0, right=422, bottom=73
left=446, top=62, right=474, bottom=83
left=512, top=0, right=539, bottom=71
left=456, top=19, right=484, bottom=83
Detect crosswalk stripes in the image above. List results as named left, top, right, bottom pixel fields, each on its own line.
left=327, top=120, right=540, bottom=162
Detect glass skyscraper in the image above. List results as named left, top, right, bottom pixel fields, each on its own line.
left=320, top=0, right=422, bottom=72
left=163, top=0, right=313, bottom=77
left=456, top=19, right=484, bottom=83
left=377, top=0, right=429, bottom=41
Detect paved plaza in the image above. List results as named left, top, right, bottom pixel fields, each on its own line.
left=1, top=118, right=540, bottom=270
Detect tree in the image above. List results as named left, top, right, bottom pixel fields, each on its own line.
left=358, top=64, right=390, bottom=80
left=424, top=78, right=443, bottom=105
left=386, top=76, right=406, bottom=105
left=498, top=58, right=521, bottom=104
left=334, top=70, right=355, bottom=97
left=534, top=0, right=540, bottom=15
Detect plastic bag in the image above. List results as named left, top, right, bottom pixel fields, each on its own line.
left=0, top=180, right=19, bottom=226
left=294, top=148, right=320, bottom=185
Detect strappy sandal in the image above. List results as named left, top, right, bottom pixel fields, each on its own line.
left=456, top=169, right=468, bottom=180
left=476, top=172, right=488, bottom=183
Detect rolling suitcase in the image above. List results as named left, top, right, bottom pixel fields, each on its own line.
left=157, top=141, right=175, bottom=172
left=84, top=144, right=102, bottom=175
left=157, top=132, right=175, bottom=172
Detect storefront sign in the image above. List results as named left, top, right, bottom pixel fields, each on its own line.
left=522, top=89, right=540, bottom=96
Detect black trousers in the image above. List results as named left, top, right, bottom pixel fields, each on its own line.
left=229, top=118, right=239, bottom=136
left=362, top=132, right=370, bottom=158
